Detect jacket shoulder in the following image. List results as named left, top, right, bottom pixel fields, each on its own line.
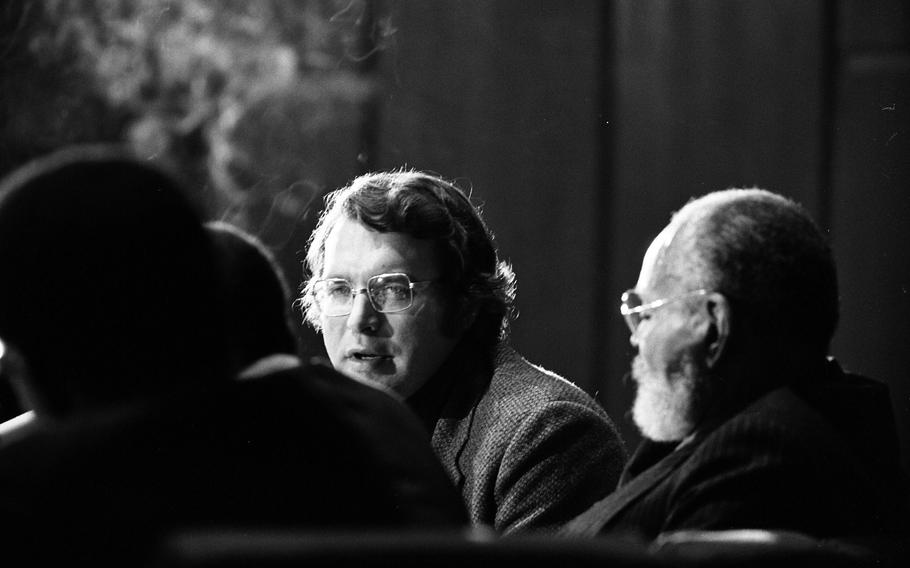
left=484, top=346, right=605, bottom=413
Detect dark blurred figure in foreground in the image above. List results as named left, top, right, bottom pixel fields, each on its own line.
left=300, top=170, right=627, bottom=534
left=0, top=339, right=37, bottom=446
left=564, top=189, right=907, bottom=560
left=0, top=341, right=27, bottom=422
left=0, top=147, right=467, bottom=563
left=205, top=220, right=300, bottom=374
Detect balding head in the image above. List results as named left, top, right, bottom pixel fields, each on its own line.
left=660, top=188, right=838, bottom=360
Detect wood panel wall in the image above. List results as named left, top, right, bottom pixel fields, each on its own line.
left=374, top=0, right=604, bottom=392
left=368, top=0, right=909, bottom=470
left=602, top=0, right=828, bottom=451
left=830, top=0, right=910, bottom=472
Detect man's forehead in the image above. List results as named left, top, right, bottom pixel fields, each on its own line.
left=322, top=217, right=441, bottom=276
left=636, top=221, right=682, bottom=292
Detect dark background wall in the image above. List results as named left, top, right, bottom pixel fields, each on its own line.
left=367, top=0, right=910, bottom=470
left=374, top=0, right=604, bottom=400
left=830, top=0, right=910, bottom=474
left=1, top=0, right=908, bottom=470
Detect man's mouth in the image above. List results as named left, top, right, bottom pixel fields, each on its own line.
left=353, top=353, right=384, bottom=361
left=348, top=349, right=391, bottom=362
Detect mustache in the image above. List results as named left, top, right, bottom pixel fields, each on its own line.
left=630, top=355, right=649, bottom=385
left=621, top=367, right=634, bottom=387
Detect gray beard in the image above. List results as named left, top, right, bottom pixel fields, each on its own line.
left=631, top=352, right=706, bottom=442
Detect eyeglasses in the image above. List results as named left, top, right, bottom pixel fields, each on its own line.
left=619, top=288, right=709, bottom=333
left=311, top=272, right=434, bottom=317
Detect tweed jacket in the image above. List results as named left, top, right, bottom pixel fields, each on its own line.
left=564, top=359, right=905, bottom=542
left=424, top=344, right=627, bottom=534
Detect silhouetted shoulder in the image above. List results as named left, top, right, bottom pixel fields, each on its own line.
left=236, top=357, right=470, bottom=527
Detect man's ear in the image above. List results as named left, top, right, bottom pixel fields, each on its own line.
left=702, top=292, right=730, bottom=369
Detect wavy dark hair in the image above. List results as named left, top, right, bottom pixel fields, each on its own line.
left=301, top=169, right=517, bottom=352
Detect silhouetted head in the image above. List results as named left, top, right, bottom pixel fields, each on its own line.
left=0, top=145, right=227, bottom=418
left=206, top=221, right=298, bottom=374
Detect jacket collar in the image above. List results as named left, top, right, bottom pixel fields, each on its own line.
left=564, top=438, right=698, bottom=535
left=407, top=339, right=498, bottom=434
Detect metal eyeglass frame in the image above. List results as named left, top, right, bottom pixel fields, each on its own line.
left=619, top=288, right=710, bottom=333
left=312, top=272, right=434, bottom=316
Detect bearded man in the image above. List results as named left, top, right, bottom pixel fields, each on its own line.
left=563, top=188, right=906, bottom=552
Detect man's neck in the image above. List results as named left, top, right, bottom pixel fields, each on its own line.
left=406, top=339, right=496, bottom=435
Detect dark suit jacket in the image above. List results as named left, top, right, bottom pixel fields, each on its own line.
left=425, top=345, right=627, bottom=534
left=0, top=358, right=468, bottom=562
left=564, top=359, right=905, bottom=542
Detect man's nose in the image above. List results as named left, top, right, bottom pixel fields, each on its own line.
left=629, top=326, right=641, bottom=349
left=346, top=290, right=380, bottom=332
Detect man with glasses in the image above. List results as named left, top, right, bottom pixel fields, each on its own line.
left=564, top=189, right=905, bottom=554
left=301, top=170, right=626, bottom=534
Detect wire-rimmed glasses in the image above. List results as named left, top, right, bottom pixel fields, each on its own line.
left=312, top=272, right=434, bottom=317
left=619, top=289, right=710, bottom=333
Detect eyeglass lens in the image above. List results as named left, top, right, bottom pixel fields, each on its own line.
left=620, top=290, right=643, bottom=332
left=315, top=273, right=413, bottom=316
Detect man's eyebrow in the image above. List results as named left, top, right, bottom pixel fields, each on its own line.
left=317, top=273, right=351, bottom=283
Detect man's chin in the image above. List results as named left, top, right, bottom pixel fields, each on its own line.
left=338, top=366, right=404, bottom=395
left=633, top=389, right=688, bottom=442
left=631, top=357, right=697, bottom=442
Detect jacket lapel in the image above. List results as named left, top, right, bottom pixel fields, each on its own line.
left=562, top=440, right=697, bottom=535
left=425, top=342, right=497, bottom=489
